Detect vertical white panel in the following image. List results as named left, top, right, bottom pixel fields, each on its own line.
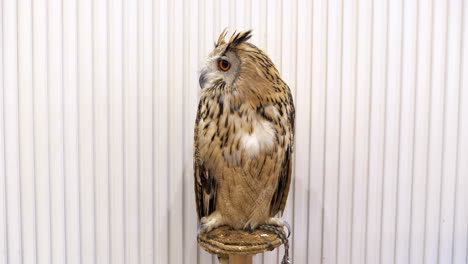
left=336, top=0, right=357, bottom=262
left=229, top=0, right=236, bottom=28
left=3, top=0, right=23, bottom=263
left=203, top=0, right=214, bottom=50
left=322, top=0, right=343, bottom=262
left=308, top=0, right=327, bottom=262
left=380, top=0, right=402, bottom=263
left=154, top=0, right=169, bottom=263
left=265, top=0, right=281, bottom=69
left=108, top=0, right=125, bottom=262
left=78, top=0, right=96, bottom=262
left=0, top=0, right=7, bottom=261
left=366, top=0, right=388, bottom=262
left=235, top=0, right=246, bottom=30
left=212, top=0, right=220, bottom=33
left=48, top=0, right=66, bottom=262
left=250, top=0, right=267, bottom=48
left=139, top=0, right=154, bottom=263
left=410, top=0, right=433, bottom=262
left=424, top=0, right=448, bottom=263
left=63, top=0, right=81, bottom=262
left=183, top=0, right=199, bottom=262
left=218, top=0, right=228, bottom=30
left=351, top=0, right=372, bottom=262
left=168, top=0, right=184, bottom=262
left=292, top=0, right=312, bottom=263
left=123, top=0, right=139, bottom=262
left=93, top=0, right=110, bottom=262
left=247, top=0, right=254, bottom=30
left=32, top=0, right=52, bottom=262
left=244, top=0, right=251, bottom=29
left=453, top=2, right=468, bottom=263
left=196, top=0, right=205, bottom=76
left=280, top=0, right=296, bottom=97
left=17, top=0, right=37, bottom=263
left=439, top=1, right=463, bottom=263
left=395, top=0, right=417, bottom=263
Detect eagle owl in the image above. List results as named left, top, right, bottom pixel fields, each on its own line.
left=194, top=30, right=295, bottom=234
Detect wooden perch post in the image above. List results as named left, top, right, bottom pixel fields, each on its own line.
left=198, top=226, right=284, bottom=264
left=227, top=255, right=253, bottom=264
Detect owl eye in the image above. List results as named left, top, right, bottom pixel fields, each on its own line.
left=218, top=59, right=231, bottom=71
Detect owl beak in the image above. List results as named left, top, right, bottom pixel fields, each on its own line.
left=199, top=71, right=207, bottom=89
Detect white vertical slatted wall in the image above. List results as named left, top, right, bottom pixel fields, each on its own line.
left=1, top=0, right=468, bottom=263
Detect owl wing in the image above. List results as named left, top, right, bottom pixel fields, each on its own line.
left=269, top=92, right=295, bottom=217
left=269, top=145, right=293, bottom=217
left=194, top=101, right=217, bottom=220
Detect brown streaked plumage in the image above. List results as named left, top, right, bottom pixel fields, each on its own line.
left=194, top=30, right=295, bottom=233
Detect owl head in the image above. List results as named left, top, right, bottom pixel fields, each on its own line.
left=199, top=29, right=280, bottom=97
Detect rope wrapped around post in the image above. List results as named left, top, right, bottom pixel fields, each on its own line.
left=197, top=225, right=291, bottom=264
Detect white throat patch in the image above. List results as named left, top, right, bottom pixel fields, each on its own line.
left=239, top=113, right=275, bottom=157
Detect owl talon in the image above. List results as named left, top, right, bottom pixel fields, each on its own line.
left=197, top=211, right=225, bottom=235
left=265, top=218, right=292, bottom=238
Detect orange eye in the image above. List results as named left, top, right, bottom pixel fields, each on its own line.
left=218, top=59, right=231, bottom=71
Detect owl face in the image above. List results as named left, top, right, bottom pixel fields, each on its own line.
left=199, top=47, right=242, bottom=90
left=199, top=30, right=281, bottom=100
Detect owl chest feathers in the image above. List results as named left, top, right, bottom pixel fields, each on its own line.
left=197, top=95, right=280, bottom=166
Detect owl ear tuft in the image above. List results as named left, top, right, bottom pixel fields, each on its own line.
left=215, top=28, right=229, bottom=48
left=225, top=30, right=253, bottom=51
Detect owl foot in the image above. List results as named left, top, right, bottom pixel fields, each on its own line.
left=264, top=217, right=291, bottom=238
left=197, top=211, right=225, bottom=236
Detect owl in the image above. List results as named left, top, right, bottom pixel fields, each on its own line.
left=194, top=29, right=295, bottom=234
